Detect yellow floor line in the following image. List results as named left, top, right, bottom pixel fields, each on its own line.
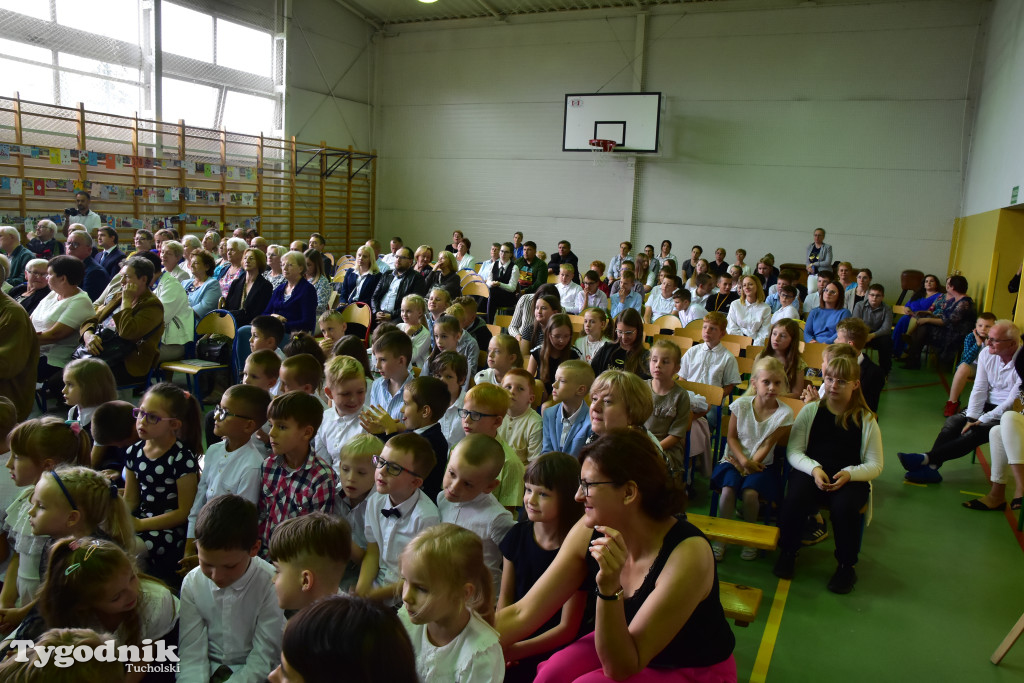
left=903, top=481, right=927, bottom=488
left=959, top=490, right=987, bottom=497
left=749, top=578, right=790, bottom=683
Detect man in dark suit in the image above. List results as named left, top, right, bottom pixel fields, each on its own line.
left=371, top=245, right=428, bottom=323
left=547, top=240, right=580, bottom=284
left=93, top=227, right=126, bottom=278
left=66, top=229, right=111, bottom=301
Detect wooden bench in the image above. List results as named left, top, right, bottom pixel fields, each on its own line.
left=719, top=581, right=763, bottom=627
left=687, top=513, right=780, bottom=551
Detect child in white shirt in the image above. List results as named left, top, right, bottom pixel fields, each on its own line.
left=315, top=355, right=369, bottom=479
left=182, top=384, right=271, bottom=572
left=498, top=369, right=543, bottom=465
left=179, top=495, right=285, bottom=682
left=436, top=435, right=516, bottom=600
left=398, top=524, right=505, bottom=683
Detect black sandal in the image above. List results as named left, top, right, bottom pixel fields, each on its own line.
left=962, top=499, right=1006, bottom=511
left=1011, top=497, right=1022, bottom=511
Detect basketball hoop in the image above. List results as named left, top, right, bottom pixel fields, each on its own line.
left=589, top=138, right=616, bottom=165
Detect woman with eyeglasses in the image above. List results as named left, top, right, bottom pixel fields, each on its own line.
left=590, top=308, right=650, bottom=380
left=803, top=281, right=851, bottom=344
left=496, top=428, right=737, bottom=681
left=78, top=255, right=164, bottom=385
left=9, top=258, right=51, bottom=315
left=773, top=355, right=881, bottom=594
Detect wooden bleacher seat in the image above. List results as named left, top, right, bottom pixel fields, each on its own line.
left=494, top=314, right=513, bottom=330
left=719, top=581, right=763, bottom=627
left=686, top=512, right=780, bottom=551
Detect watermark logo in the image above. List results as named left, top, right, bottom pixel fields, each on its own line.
left=8, top=638, right=179, bottom=672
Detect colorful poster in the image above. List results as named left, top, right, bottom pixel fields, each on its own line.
left=33, top=179, right=45, bottom=195
left=49, top=148, right=61, bottom=165
left=0, top=145, right=8, bottom=160
left=60, top=149, right=71, bottom=165
left=88, top=152, right=98, bottom=166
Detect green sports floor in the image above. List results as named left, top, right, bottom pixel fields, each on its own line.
left=690, top=365, right=1024, bottom=682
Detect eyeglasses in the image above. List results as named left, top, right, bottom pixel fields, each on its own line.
left=578, top=478, right=619, bottom=496
left=66, top=242, right=82, bottom=249
left=372, top=454, right=420, bottom=478
left=28, top=271, right=48, bottom=277
left=987, top=337, right=1013, bottom=345
left=822, top=377, right=849, bottom=388
left=132, top=408, right=169, bottom=424
left=213, top=406, right=256, bottom=422
left=616, top=329, right=637, bottom=337
left=458, top=408, right=499, bottom=422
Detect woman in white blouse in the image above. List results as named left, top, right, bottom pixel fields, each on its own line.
left=727, top=275, right=771, bottom=345
left=32, top=255, right=95, bottom=381
left=159, top=240, right=190, bottom=284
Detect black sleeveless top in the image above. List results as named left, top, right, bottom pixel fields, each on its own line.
left=584, top=517, right=735, bottom=669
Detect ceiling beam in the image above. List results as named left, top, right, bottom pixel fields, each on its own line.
left=331, top=0, right=383, bottom=30
left=475, top=0, right=505, bottom=21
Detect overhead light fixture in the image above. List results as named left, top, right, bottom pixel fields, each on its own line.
left=418, top=0, right=438, bottom=4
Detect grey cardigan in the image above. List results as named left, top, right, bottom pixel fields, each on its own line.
left=806, top=241, right=833, bottom=274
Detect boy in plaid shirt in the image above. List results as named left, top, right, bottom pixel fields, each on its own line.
left=257, top=391, right=336, bottom=558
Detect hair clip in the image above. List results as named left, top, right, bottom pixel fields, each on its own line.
left=183, top=390, right=192, bottom=401
left=65, top=539, right=100, bottom=574
left=109, top=481, right=119, bottom=500
left=64, top=420, right=82, bottom=436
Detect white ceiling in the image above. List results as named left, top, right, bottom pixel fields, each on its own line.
left=337, top=0, right=724, bottom=26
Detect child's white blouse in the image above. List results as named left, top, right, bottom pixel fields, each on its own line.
left=399, top=607, right=504, bottom=683
left=722, top=395, right=794, bottom=467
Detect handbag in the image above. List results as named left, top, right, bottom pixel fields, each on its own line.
left=71, top=326, right=157, bottom=366
left=196, top=333, right=233, bottom=364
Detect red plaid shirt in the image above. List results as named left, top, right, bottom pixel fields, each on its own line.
left=257, top=451, right=336, bottom=558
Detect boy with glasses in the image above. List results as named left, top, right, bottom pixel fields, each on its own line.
left=357, top=432, right=439, bottom=604
left=460, top=383, right=525, bottom=512
left=182, top=384, right=272, bottom=573
left=576, top=269, right=609, bottom=313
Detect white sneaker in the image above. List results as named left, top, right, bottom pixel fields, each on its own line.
left=712, top=542, right=725, bottom=562
left=741, top=546, right=758, bottom=561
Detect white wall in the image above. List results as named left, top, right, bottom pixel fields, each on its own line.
left=285, top=1, right=375, bottom=150
left=375, top=1, right=984, bottom=294
left=961, top=0, right=1024, bottom=216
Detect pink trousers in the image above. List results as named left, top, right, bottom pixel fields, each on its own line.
left=534, top=633, right=737, bottom=683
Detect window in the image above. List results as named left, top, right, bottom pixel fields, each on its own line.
left=221, top=91, right=276, bottom=135
left=216, top=18, right=272, bottom=77
left=162, top=78, right=220, bottom=129
left=55, top=0, right=141, bottom=45
left=0, top=0, right=49, bottom=21
left=162, top=2, right=214, bottom=62
left=0, top=57, right=54, bottom=103
left=1, top=0, right=280, bottom=137
left=60, top=71, right=142, bottom=113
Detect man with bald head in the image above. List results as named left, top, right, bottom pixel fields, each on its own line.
left=65, top=228, right=111, bottom=300
left=899, top=320, right=1022, bottom=484
left=250, top=236, right=268, bottom=253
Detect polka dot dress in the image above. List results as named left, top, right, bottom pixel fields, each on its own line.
left=126, top=440, right=199, bottom=586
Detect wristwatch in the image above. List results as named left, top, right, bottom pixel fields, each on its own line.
left=595, top=586, right=624, bottom=601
